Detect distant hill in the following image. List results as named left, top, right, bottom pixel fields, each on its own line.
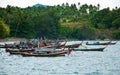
left=33, top=3, right=48, bottom=7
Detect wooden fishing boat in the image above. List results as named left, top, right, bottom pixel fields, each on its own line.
left=21, top=47, right=73, bottom=57
left=0, top=44, right=22, bottom=48
left=65, top=43, right=81, bottom=48
left=60, top=42, right=82, bottom=48
left=86, top=41, right=116, bottom=45
left=9, top=51, right=23, bottom=55
left=20, top=49, right=35, bottom=52
left=0, top=45, right=6, bottom=48
left=64, top=41, right=83, bottom=48
left=6, top=48, right=35, bottom=55
left=109, top=42, right=117, bottom=45
left=73, top=47, right=105, bottom=51
left=0, top=44, right=13, bottom=48
left=8, top=48, right=48, bottom=55
left=6, top=48, right=35, bottom=53
left=21, top=50, right=68, bottom=57
left=6, top=48, right=19, bottom=52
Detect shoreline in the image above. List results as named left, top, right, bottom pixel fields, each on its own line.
left=0, top=37, right=27, bottom=42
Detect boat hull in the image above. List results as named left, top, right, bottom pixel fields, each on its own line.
left=73, top=48, right=105, bottom=51
left=86, top=42, right=116, bottom=45
left=21, top=50, right=67, bottom=57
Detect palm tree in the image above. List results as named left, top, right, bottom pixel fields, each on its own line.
left=97, top=4, right=100, bottom=10
left=78, top=2, right=80, bottom=8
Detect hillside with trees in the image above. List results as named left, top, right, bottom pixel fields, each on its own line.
left=0, top=18, right=10, bottom=38
left=0, top=3, right=120, bottom=40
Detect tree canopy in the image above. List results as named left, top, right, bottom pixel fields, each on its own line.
left=0, top=3, right=120, bottom=39
left=0, top=18, right=10, bottom=37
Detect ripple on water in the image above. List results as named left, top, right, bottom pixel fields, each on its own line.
left=0, top=41, right=120, bottom=75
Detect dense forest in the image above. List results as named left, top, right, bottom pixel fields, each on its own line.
left=0, top=3, right=120, bottom=40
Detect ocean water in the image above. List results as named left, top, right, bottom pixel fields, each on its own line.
left=0, top=41, right=120, bottom=75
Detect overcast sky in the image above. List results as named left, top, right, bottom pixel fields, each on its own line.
left=0, top=0, right=120, bottom=9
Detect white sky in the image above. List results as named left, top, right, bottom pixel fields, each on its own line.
left=0, top=0, right=120, bottom=9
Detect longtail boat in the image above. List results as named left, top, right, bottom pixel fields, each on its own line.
left=21, top=50, right=68, bottom=57
left=6, top=48, right=35, bottom=53
left=86, top=41, right=116, bottom=45
left=63, top=43, right=81, bottom=48
left=60, top=41, right=83, bottom=48
left=21, top=47, right=73, bottom=57
left=0, top=46, right=5, bottom=48
left=0, top=44, right=14, bottom=48
left=73, top=47, right=105, bottom=51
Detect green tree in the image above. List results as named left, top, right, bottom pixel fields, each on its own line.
left=112, top=18, right=120, bottom=29
left=113, top=31, right=120, bottom=39
left=0, top=19, right=10, bottom=37
left=90, top=8, right=110, bottom=28
left=79, top=4, right=89, bottom=15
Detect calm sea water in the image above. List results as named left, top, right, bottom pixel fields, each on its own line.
left=0, top=41, right=120, bottom=75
